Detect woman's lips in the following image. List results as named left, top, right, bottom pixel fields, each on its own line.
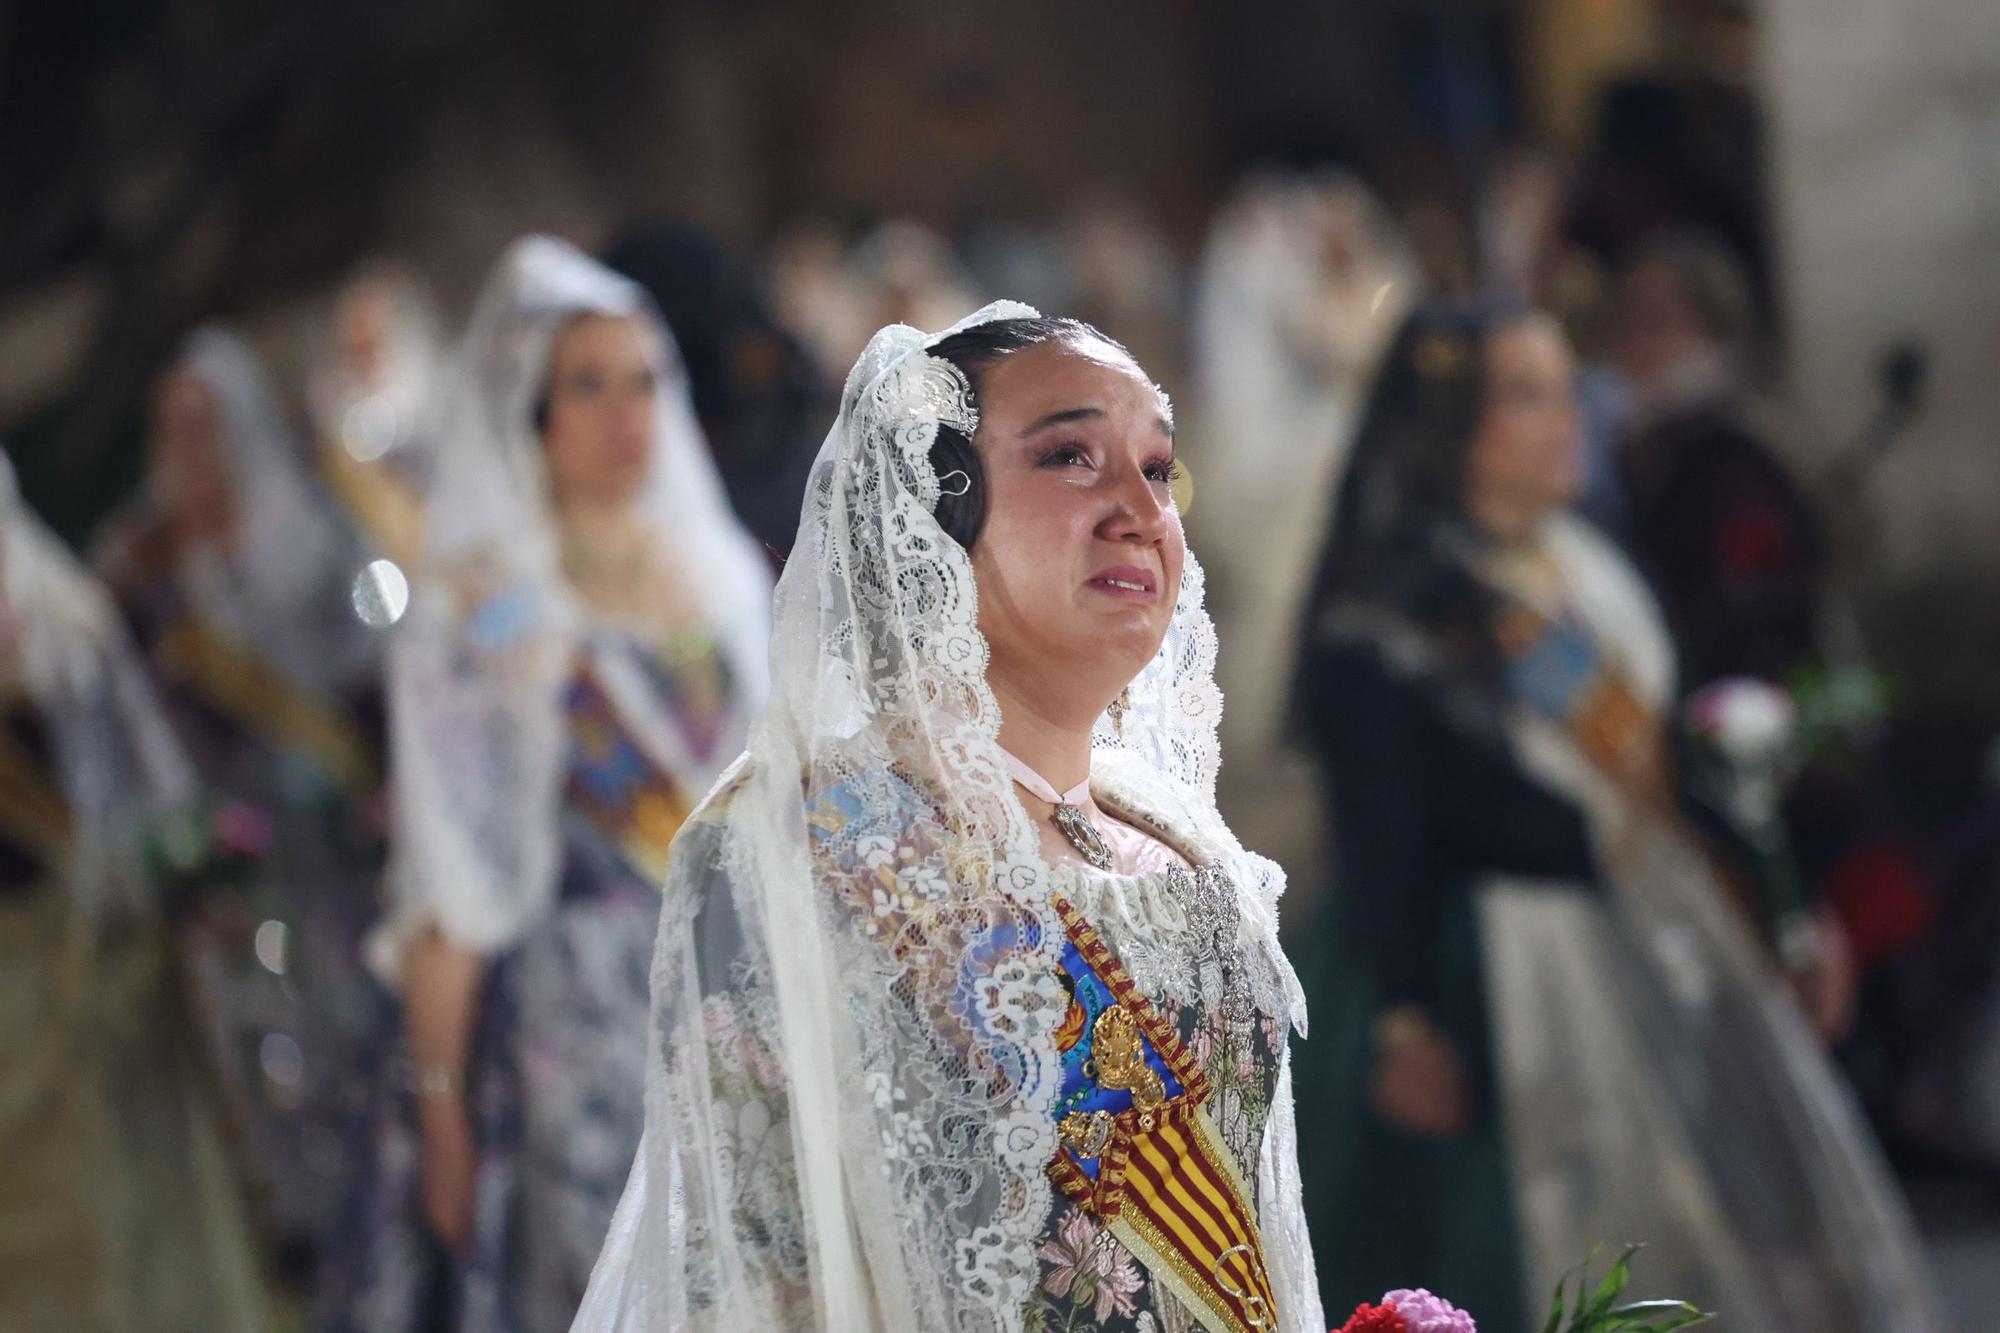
left=1084, top=565, right=1159, bottom=603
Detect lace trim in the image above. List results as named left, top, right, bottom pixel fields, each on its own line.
left=1064, top=755, right=1303, bottom=1031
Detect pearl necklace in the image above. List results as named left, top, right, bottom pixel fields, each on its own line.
left=999, top=746, right=1114, bottom=871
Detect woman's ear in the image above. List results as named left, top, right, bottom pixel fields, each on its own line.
left=928, top=425, right=987, bottom=549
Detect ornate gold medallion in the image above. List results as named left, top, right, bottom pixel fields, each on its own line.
left=1058, top=1109, right=1115, bottom=1159
left=1090, top=1004, right=1166, bottom=1127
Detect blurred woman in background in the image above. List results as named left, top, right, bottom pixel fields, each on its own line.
left=1288, top=300, right=1945, bottom=1333
left=0, top=450, right=267, bottom=1331
left=1188, top=171, right=1417, bottom=880
left=604, top=221, right=824, bottom=563
left=94, top=327, right=391, bottom=1284
left=306, top=262, right=446, bottom=572
left=322, top=236, right=769, bottom=1331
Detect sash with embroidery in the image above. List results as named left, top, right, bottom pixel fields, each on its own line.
left=318, top=446, right=426, bottom=571
left=154, top=617, right=376, bottom=792
left=563, top=661, right=694, bottom=887
left=1045, top=894, right=1279, bottom=1333
left=1492, top=592, right=1651, bottom=776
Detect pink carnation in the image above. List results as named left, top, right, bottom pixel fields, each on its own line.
left=212, top=801, right=275, bottom=858
left=1381, top=1289, right=1476, bottom=1333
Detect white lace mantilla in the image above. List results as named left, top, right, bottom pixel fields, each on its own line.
left=572, top=304, right=1317, bottom=1333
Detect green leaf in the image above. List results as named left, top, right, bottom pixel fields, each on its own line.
left=1584, top=1245, right=1641, bottom=1316
left=1538, top=1243, right=1720, bottom=1333
left=1607, top=1300, right=1701, bottom=1318
left=1592, top=1299, right=1714, bottom=1333
left=1542, top=1274, right=1567, bottom=1333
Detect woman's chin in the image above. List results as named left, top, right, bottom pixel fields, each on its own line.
left=1094, top=616, right=1172, bottom=672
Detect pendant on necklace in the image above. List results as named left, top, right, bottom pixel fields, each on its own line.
left=1053, top=802, right=1115, bottom=870
left=997, top=745, right=1116, bottom=872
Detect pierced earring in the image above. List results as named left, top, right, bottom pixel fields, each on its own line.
left=1108, top=686, right=1132, bottom=733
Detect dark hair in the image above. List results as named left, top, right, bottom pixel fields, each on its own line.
left=924, top=316, right=1130, bottom=549
left=530, top=312, right=587, bottom=439
left=1295, top=298, right=1540, bottom=708
left=604, top=223, right=824, bottom=558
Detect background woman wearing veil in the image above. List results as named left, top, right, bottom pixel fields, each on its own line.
left=322, top=236, right=770, bottom=1332
left=574, top=308, right=1322, bottom=1331
left=1187, top=171, right=1416, bottom=881
left=0, top=452, right=267, bottom=1331
left=1288, top=300, right=1946, bottom=1332
left=306, top=262, right=447, bottom=573
left=94, top=326, right=392, bottom=1282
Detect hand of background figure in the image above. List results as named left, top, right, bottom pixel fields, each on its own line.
left=1612, top=725, right=1678, bottom=818
left=418, top=1093, right=478, bottom=1255
left=1791, top=907, right=1858, bottom=1045
left=1369, top=1017, right=1471, bottom=1139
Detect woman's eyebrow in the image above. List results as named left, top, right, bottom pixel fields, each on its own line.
left=1017, top=405, right=1175, bottom=438
left=1018, top=406, right=1103, bottom=436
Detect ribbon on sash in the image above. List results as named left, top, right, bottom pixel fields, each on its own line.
left=1493, top=599, right=1652, bottom=777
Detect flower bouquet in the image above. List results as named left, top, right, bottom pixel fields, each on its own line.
left=1335, top=1247, right=1711, bottom=1333
left=1679, top=676, right=1814, bottom=959
left=145, top=795, right=277, bottom=923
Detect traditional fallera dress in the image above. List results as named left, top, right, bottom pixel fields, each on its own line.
left=1296, top=513, right=1947, bottom=1333
left=573, top=304, right=1323, bottom=1333
left=0, top=453, right=269, bottom=1331
left=95, top=327, right=392, bottom=1267
left=320, top=236, right=770, bottom=1332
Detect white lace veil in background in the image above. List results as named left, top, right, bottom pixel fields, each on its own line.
left=366, top=235, right=772, bottom=979
left=1, top=450, right=195, bottom=925
left=304, top=262, right=447, bottom=484
left=1190, top=170, right=1417, bottom=762
left=101, top=326, right=383, bottom=695
left=573, top=303, right=1320, bottom=1331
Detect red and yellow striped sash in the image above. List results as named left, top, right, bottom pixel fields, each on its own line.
left=1048, top=895, right=1279, bottom=1332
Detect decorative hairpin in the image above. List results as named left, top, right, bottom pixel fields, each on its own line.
left=1413, top=331, right=1470, bottom=380
left=916, top=355, right=979, bottom=437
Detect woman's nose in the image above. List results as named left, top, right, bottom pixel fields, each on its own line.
left=616, top=387, right=654, bottom=434
left=1099, top=463, right=1173, bottom=544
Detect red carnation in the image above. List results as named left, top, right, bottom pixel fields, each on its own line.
left=1337, top=1301, right=1409, bottom=1333
left=1825, top=838, right=1934, bottom=969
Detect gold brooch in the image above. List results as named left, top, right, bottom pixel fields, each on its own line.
left=1058, top=1109, right=1115, bottom=1159
left=1091, top=1005, right=1167, bottom=1129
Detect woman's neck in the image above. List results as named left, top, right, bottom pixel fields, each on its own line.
left=988, top=670, right=1104, bottom=796
left=162, top=496, right=234, bottom=554
left=555, top=495, right=649, bottom=566
left=1464, top=489, right=1550, bottom=546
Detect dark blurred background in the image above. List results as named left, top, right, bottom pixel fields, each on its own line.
left=8, top=0, right=1997, bottom=702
